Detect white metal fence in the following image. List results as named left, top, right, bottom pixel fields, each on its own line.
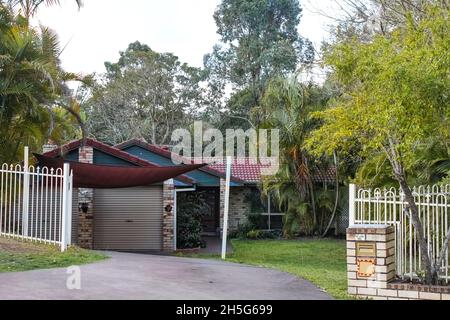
left=0, top=147, right=73, bottom=251
left=349, top=184, right=449, bottom=283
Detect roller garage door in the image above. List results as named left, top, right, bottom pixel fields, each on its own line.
left=93, top=186, right=163, bottom=251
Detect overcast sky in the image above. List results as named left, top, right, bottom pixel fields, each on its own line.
left=33, top=0, right=339, bottom=77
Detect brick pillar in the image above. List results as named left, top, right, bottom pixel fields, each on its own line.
left=347, top=225, right=396, bottom=299
left=77, top=146, right=94, bottom=249
left=162, top=179, right=175, bottom=252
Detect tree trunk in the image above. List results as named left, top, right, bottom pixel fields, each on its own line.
left=386, top=139, right=436, bottom=284
left=308, top=180, right=318, bottom=233
left=396, top=174, right=435, bottom=284
left=63, top=105, right=87, bottom=147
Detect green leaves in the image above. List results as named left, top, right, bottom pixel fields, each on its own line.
left=85, top=41, right=206, bottom=145
left=204, top=0, right=314, bottom=127
left=0, top=4, right=79, bottom=163
left=306, top=4, right=450, bottom=186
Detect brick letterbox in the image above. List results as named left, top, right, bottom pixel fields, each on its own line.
left=356, top=242, right=376, bottom=278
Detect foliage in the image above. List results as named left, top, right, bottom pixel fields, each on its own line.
left=176, top=192, right=209, bottom=249
left=245, top=229, right=282, bottom=240
left=5, top=0, right=83, bottom=18
left=261, top=75, right=339, bottom=237
left=307, top=5, right=450, bottom=182
left=229, top=212, right=263, bottom=239
left=228, top=239, right=348, bottom=299
left=307, top=4, right=450, bottom=284
left=354, top=141, right=450, bottom=188
left=245, top=230, right=262, bottom=239
left=0, top=4, right=82, bottom=163
left=204, top=0, right=314, bottom=127
left=327, top=0, right=450, bottom=43
left=85, top=42, right=206, bottom=145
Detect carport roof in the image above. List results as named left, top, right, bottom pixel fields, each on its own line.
left=115, top=139, right=246, bottom=185
left=42, top=138, right=196, bottom=186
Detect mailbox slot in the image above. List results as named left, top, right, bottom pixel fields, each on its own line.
left=356, top=242, right=376, bottom=257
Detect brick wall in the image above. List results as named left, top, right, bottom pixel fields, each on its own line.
left=347, top=225, right=450, bottom=300
left=77, top=146, right=94, bottom=249
left=219, top=179, right=252, bottom=231
left=162, top=179, right=175, bottom=252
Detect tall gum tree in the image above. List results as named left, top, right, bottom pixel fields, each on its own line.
left=204, top=0, right=314, bottom=127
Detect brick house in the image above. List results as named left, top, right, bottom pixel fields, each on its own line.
left=43, top=138, right=281, bottom=253
left=115, top=139, right=281, bottom=235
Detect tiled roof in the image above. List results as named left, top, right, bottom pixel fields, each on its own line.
left=204, top=159, right=337, bottom=184
left=311, top=166, right=337, bottom=184
left=42, top=138, right=195, bottom=185
left=205, top=159, right=273, bottom=184
left=115, top=139, right=245, bottom=184
left=116, top=139, right=337, bottom=184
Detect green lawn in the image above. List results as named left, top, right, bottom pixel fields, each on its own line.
left=0, top=238, right=107, bottom=273
left=228, top=239, right=348, bottom=299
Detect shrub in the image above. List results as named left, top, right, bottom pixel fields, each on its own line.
left=229, top=212, right=261, bottom=239
left=246, top=230, right=262, bottom=239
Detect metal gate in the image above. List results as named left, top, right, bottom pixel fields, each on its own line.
left=93, top=186, right=163, bottom=251
left=0, top=147, right=73, bottom=251
left=349, top=184, right=449, bottom=283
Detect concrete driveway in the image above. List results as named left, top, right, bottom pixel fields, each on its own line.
left=0, top=252, right=332, bottom=300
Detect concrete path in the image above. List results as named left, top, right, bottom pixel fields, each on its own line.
left=0, top=252, right=332, bottom=300
left=200, top=236, right=233, bottom=254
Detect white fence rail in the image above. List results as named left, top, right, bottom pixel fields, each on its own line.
left=0, top=148, right=73, bottom=251
left=349, top=184, right=449, bottom=283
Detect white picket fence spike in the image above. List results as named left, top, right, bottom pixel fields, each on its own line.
left=0, top=147, right=73, bottom=251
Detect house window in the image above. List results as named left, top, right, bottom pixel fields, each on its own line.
left=261, top=195, right=284, bottom=231
left=247, top=189, right=285, bottom=231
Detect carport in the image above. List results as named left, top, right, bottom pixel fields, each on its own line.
left=41, top=138, right=200, bottom=252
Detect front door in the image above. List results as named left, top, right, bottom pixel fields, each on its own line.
left=199, top=188, right=220, bottom=234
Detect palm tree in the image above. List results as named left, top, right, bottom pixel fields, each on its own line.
left=6, top=0, right=82, bottom=18
left=0, top=4, right=82, bottom=162
left=261, top=76, right=335, bottom=236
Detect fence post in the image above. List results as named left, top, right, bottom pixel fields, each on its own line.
left=349, top=184, right=356, bottom=226
left=66, top=172, right=73, bottom=246
left=22, top=147, right=30, bottom=238
left=61, top=163, right=70, bottom=252
left=221, top=156, right=232, bottom=260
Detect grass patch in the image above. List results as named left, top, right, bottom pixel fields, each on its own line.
left=226, top=239, right=348, bottom=299
left=0, top=238, right=107, bottom=273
